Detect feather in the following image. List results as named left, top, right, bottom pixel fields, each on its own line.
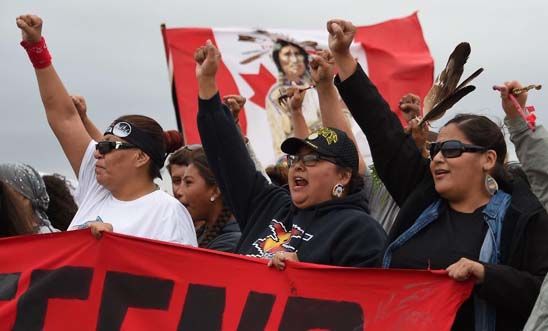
left=423, top=42, right=471, bottom=115
left=238, top=35, right=257, bottom=42
left=455, top=67, right=484, bottom=91
left=419, top=85, right=476, bottom=126
left=240, top=50, right=270, bottom=65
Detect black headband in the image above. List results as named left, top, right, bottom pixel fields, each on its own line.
left=104, top=120, right=166, bottom=171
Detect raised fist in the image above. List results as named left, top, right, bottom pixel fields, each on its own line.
left=496, top=81, right=527, bottom=120
left=327, top=19, right=356, bottom=56
left=16, top=14, right=43, bottom=43
left=194, top=40, right=221, bottom=80
left=223, top=94, right=246, bottom=120
left=71, top=95, right=88, bottom=120
left=310, top=50, right=335, bottom=85
left=399, top=93, right=421, bottom=122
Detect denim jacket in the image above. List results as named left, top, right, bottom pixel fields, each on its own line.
left=383, top=190, right=512, bottom=331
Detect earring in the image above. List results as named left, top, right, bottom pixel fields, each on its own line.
left=209, top=196, right=215, bottom=202
left=485, top=174, right=499, bottom=196
left=332, top=184, right=344, bottom=198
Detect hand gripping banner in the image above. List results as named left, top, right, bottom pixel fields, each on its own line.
left=0, top=230, right=472, bottom=330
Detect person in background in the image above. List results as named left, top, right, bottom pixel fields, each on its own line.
left=0, top=163, right=58, bottom=236
left=177, top=148, right=241, bottom=252
left=17, top=14, right=196, bottom=245
left=167, top=145, right=197, bottom=207
left=42, top=173, right=78, bottom=231
left=328, top=18, right=548, bottom=331
left=265, top=156, right=289, bottom=187
left=498, top=82, right=548, bottom=331
left=498, top=81, right=548, bottom=211
left=195, top=40, right=386, bottom=269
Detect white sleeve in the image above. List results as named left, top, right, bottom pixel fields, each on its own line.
left=75, top=141, right=101, bottom=205
left=160, top=203, right=197, bottom=246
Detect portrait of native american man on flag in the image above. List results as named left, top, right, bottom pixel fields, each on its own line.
left=238, top=31, right=324, bottom=157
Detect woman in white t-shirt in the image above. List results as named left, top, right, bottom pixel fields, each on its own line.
left=17, top=14, right=197, bottom=246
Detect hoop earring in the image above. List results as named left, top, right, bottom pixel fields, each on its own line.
left=485, top=174, right=499, bottom=196
left=332, top=184, right=344, bottom=198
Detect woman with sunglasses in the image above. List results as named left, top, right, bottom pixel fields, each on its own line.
left=17, top=15, right=197, bottom=245
left=194, top=41, right=386, bottom=269
left=328, top=19, right=548, bottom=331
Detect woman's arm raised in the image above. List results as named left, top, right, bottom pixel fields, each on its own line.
left=17, top=14, right=91, bottom=177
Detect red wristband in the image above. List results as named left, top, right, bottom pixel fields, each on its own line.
left=20, top=37, right=52, bottom=69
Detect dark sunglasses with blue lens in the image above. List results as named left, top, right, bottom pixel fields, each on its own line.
left=95, top=141, right=137, bottom=155
left=429, top=140, right=487, bottom=159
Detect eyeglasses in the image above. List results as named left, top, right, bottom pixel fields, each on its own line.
left=95, top=141, right=137, bottom=155
left=286, top=153, right=337, bottom=168
left=429, top=140, right=487, bottom=159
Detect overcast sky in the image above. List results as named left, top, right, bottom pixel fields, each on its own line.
left=1, top=0, right=547, bottom=180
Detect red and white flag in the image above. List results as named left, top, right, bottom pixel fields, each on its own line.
left=162, top=12, right=433, bottom=166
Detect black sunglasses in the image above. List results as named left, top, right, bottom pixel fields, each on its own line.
left=286, top=153, right=337, bottom=168
left=429, top=140, right=487, bottom=159
left=95, top=141, right=137, bottom=155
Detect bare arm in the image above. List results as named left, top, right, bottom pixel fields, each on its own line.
left=17, top=15, right=91, bottom=177
left=311, top=50, right=366, bottom=175
left=284, top=86, right=310, bottom=139
left=72, top=95, right=103, bottom=142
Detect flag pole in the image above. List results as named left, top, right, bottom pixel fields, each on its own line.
left=160, top=23, right=185, bottom=138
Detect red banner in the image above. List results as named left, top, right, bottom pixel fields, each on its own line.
left=0, top=230, right=472, bottom=330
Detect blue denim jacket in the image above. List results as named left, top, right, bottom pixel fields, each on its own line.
left=383, top=190, right=512, bottom=331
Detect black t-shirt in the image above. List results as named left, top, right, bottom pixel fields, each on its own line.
left=390, top=205, right=487, bottom=331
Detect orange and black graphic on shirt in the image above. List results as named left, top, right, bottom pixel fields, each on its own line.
left=251, top=220, right=313, bottom=258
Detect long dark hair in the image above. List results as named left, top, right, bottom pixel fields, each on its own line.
left=272, top=39, right=309, bottom=75
left=187, top=149, right=233, bottom=248
left=443, top=114, right=510, bottom=190
left=42, top=174, right=77, bottom=231
left=0, top=182, right=36, bottom=236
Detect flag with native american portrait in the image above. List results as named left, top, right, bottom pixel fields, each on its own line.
left=162, top=12, right=433, bottom=166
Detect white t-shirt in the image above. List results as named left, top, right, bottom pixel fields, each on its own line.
left=68, top=141, right=197, bottom=246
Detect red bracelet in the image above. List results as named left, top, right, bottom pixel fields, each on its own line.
left=20, top=37, right=52, bottom=69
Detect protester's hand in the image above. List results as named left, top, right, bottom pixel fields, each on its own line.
left=16, top=14, right=42, bottom=43
left=399, top=93, right=422, bottom=122
left=89, top=222, right=113, bottom=239
left=194, top=40, right=221, bottom=81
left=284, top=83, right=308, bottom=114
left=405, top=118, right=429, bottom=157
left=327, top=19, right=356, bottom=56
left=223, top=94, right=246, bottom=120
left=310, top=50, right=335, bottom=86
left=71, top=95, right=88, bottom=120
left=496, top=81, right=527, bottom=120
left=267, top=251, right=299, bottom=271
left=446, top=258, right=485, bottom=284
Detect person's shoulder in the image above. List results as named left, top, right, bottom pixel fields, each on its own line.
left=148, top=189, right=179, bottom=203
left=146, top=190, right=187, bottom=212
left=330, top=207, right=385, bottom=233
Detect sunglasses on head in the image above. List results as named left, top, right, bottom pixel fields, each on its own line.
left=429, top=140, right=487, bottom=159
left=286, top=153, right=337, bottom=168
left=95, top=141, right=137, bottom=155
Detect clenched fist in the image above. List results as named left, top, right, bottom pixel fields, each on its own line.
left=16, top=14, right=43, bottom=43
